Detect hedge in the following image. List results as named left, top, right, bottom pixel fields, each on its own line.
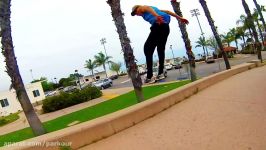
left=42, top=86, right=102, bottom=113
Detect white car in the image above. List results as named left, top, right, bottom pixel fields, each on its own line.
left=164, top=63, right=173, bottom=70
left=92, top=78, right=113, bottom=90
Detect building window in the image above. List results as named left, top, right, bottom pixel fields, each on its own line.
left=0, top=99, right=9, bottom=107
left=33, top=90, right=40, bottom=97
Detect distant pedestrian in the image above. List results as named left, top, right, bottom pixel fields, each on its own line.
left=131, top=5, right=189, bottom=83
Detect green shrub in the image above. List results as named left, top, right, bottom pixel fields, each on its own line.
left=0, top=113, right=20, bottom=126
left=0, top=118, right=8, bottom=126
left=42, top=86, right=102, bottom=113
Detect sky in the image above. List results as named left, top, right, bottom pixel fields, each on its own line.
left=0, top=0, right=265, bottom=91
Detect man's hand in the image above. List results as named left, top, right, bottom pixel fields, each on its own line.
left=156, top=16, right=165, bottom=24
left=179, top=17, right=189, bottom=24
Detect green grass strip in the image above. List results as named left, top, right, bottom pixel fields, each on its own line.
left=0, top=80, right=190, bottom=146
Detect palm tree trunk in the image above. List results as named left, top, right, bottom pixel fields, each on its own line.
left=170, top=1, right=197, bottom=81
left=235, top=39, right=239, bottom=50
left=205, top=47, right=209, bottom=56
left=107, top=0, right=144, bottom=102
left=242, top=0, right=263, bottom=62
left=103, top=64, right=108, bottom=78
left=248, top=28, right=253, bottom=39
left=202, top=47, right=206, bottom=57
left=242, top=35, right=247, bottom=46
left=91, top=70, right=94, bottom=79
left=253, top=0, right=266, bottom=32
left=0, top=0, right=46, bottom=136
left=199, top=0, right=231, bottom=69
left=256, top=19, right=264, bottom=42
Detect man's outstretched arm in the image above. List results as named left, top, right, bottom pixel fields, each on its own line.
left=160, top=9, right=189, bottom=24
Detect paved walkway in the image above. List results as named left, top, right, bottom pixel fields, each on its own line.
left=81, top=65, right=266, bottom=150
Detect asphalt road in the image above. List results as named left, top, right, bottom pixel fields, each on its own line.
left=110, top=52, right=266, bottom=89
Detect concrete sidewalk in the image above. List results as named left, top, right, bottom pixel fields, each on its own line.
left=81, top=65, right=266, bottom=150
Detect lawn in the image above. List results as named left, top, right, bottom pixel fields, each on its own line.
left=0, top=80, right=190, bottom=147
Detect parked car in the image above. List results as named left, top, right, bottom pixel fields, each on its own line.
left=205, top=56, right=215, bottom=64
left=44, top=90, right=57, bottom=97
left=63, top=86, right=77, bottom=93
left=164, top=63, right=173, bottom=70
left=109, top=75, right=118, bottom=80
left=92, top=78, right=113, bottom=90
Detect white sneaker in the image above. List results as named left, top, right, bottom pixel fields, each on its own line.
left=156, top=74, right=165, bottom=80
left=144, top=77, right=156, bottom=84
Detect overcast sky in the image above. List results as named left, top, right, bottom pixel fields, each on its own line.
left=0, top=0, right=265, bottom=91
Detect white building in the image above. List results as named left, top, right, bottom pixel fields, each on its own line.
left=0, top=82, right=45, bottom=116
left=75, top=70, right=117, bottom=85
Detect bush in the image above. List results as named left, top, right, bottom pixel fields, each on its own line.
left=42, top=86, right=102, bottom=113
left=0, top=118, right=8, bottom=126
left=0, top=113, right=20, bottom=126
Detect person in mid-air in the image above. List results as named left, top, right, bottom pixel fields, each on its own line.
left=131, top=5, right=189, bottom=83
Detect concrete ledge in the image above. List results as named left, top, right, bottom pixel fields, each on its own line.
left=4, top=63, right=259, bottom=150
left=247, top=59, right=262, bottom=67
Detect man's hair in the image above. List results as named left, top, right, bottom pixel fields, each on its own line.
left=131, top=5, right=140, bottom=16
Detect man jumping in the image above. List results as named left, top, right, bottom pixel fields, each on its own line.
left=131, top=5, right=189, bottom=83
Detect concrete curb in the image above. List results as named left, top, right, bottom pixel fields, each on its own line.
left=4, top=62, right=260, bottom=150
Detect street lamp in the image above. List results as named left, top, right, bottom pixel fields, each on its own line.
left=75, top=69, right=82, bottom=89
left=190, top=9, right=208, bottom=57
left=190, top=9, right=205, bottom=36
left=170, top=45, right=175, bottom=60
left=100, top=38, right=111, bottom=69
left=30, top=69, right=34, bottom=81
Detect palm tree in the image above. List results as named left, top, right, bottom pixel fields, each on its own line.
left=237, top=14, right=253, bottom=39
left=207, top=36, right=219, bottom=53
left=253, top=10, right=264, bottom=42
left=253, top=0, right=266, bottom=32
left=221, top=32, right=234, bottom=47
left=229, top=28, right=241, bottom=50
left=199, top=0, right=231, bottom=69
left=236, top=26, right=247, bottom=47
left=195, top=36, right=209, bottom=57
left=110, top=62, right=122, bottom=76
left=170, top=0, right=197, bottom=81
left=84, top=59, right=97, bottom=79
left=0, top=0, right=46, bottom=136
left=107, top=0, right=144, bottom=102
left=94, top=52, right=112, bottom=78
left=242, top=0, right=262, bottom=62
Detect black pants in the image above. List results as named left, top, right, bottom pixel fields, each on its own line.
left=144, top=23, right=170, bottom=79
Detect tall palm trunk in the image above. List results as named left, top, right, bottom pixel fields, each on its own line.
left=199, top=0, right=231, bottom=69
left=0, top=0, right=46, bottom=136
left=253, top=0, right=266, bottom=32
left=107, top=0, right=144, bottom=102
left=242, top=35, right=247, bottom=47
left=253, top=12, right=265, bottom=42
left=242, top=0, right=262, bottom=62
left=202, top=46, right=206, bottom=57
left=103, top=64, right=108, bottom=78
left=205, top=46, right=209, bottom=56
left=170, top=0, right=197, bottom=81
left=256, top=18, right=264, bottom=42
left=235, top=39, right=239, bottom=50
